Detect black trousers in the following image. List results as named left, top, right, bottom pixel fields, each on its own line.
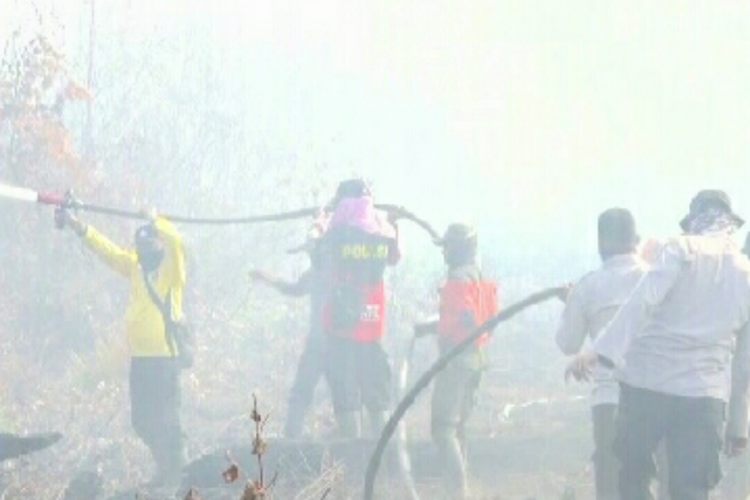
left=326, top=336, right=391, bottom=414
left=592, top=404, right=620, bottom=500
left=284, top=335, right=330, bottom=438
left=129, top=357, right=183, bottom=472
left=616, top=384, right=724, bottom=500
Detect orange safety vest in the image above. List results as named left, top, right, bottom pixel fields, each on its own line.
left=437, top=276, right=499, bottom=346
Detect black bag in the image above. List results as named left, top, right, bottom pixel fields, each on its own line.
left=142, top=267, right=195, bottom=370
left=329, top=282, right=365, bottom=333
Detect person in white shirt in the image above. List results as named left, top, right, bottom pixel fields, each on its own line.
left=721, top=232, right=750, bottom=500
left=590, top=190, right=750, bottom=500
left=557, top=208, right=648, bottom=500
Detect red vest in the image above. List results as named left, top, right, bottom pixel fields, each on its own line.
left=318, top=226, right=394, bottom=343
left=322, top=281, right=386, bottom=342
left=438, top=277, right=499, bottom=346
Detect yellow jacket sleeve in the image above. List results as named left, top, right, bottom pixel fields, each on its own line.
left=154, top=217, right=186, bottom=287
left=83, top=226, right=137, bottom=277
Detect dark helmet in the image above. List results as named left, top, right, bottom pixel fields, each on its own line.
left=134, top=223, right=158, bottom=247
left=134, top=223, right=164, bottom=271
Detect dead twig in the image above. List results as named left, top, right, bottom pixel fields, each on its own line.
left=220, top=394, right=278, bottom=500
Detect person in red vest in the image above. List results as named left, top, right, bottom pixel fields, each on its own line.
left=314, top=179, right=401, bottom=438
left=415, top=223, right=499, bottom=500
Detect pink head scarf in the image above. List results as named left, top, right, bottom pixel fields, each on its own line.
left=328, top=196, right=397, bottom=240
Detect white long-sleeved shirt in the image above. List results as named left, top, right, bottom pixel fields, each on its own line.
left=594, top=233, right=750, bottom=437
left=556, top=254, right=648, bottom=406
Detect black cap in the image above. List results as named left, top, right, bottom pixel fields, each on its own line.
left=598, top=208, right=638, bottom=246
left=335, top=179, right=370, bottom=200
left=679, top=190, right=744, bottom=232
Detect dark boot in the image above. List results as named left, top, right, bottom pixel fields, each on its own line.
left=435, top=435, right=468, bottom=500
left=283, top=404, right=306, bottom=439
left=146, top=434, right=184, bottom=488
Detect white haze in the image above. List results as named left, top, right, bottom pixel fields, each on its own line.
left=1, top=1, right=750, bottom=493
left=2, top=1, right=748, bottom=252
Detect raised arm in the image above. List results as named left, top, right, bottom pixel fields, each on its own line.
left=153, top=216, right=186, bottom=288
left=250, top=269, right=312, bottom=297
left=83, top=225, right=138, bottom=277
left=58, top=209, right=136, bottom=277
left=386, top=221, right=402, bottom=266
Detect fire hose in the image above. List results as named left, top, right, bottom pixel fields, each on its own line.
left=363, top=286, right=566, bottom=500
left=0, top=182, right=441, bottom=240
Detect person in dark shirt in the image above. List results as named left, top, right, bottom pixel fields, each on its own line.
left=250, top=254, right=327, bottom=439
left=314, top=179, right=401, bottom=438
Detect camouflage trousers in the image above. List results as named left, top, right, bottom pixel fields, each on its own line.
left=430, top=361, right=482, bottom=500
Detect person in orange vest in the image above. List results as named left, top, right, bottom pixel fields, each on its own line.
left=314, top=179, right=401, bottom=438
left=57, top=208, right=187, bottom=487
left=414, top=223, right=499, bottom=500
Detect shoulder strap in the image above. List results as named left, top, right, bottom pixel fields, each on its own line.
left=141, top=266, right=178, bottom=356
left=141, top=265, right=168, bottom=316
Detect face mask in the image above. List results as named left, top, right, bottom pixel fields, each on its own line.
left=443, top=246, right=474, bottom=268
left=138, top=246, right=164, bottom=272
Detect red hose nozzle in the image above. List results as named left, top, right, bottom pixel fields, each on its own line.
left=37, top=191, right=65, bottom=206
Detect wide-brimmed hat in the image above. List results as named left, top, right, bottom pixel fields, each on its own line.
left=679, top=190, right=744, bottom=232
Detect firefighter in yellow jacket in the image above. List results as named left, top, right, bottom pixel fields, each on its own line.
left=59, top=208, right=186, bottom=487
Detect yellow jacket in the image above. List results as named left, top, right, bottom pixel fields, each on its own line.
left=83, top=218, right=186, bottom=357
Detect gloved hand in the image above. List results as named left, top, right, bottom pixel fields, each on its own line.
left=386, top=208, right=402, bottom=226
left=55, top=207, right=86, bottom=237
left=140, top=206, right=158, bottom=222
